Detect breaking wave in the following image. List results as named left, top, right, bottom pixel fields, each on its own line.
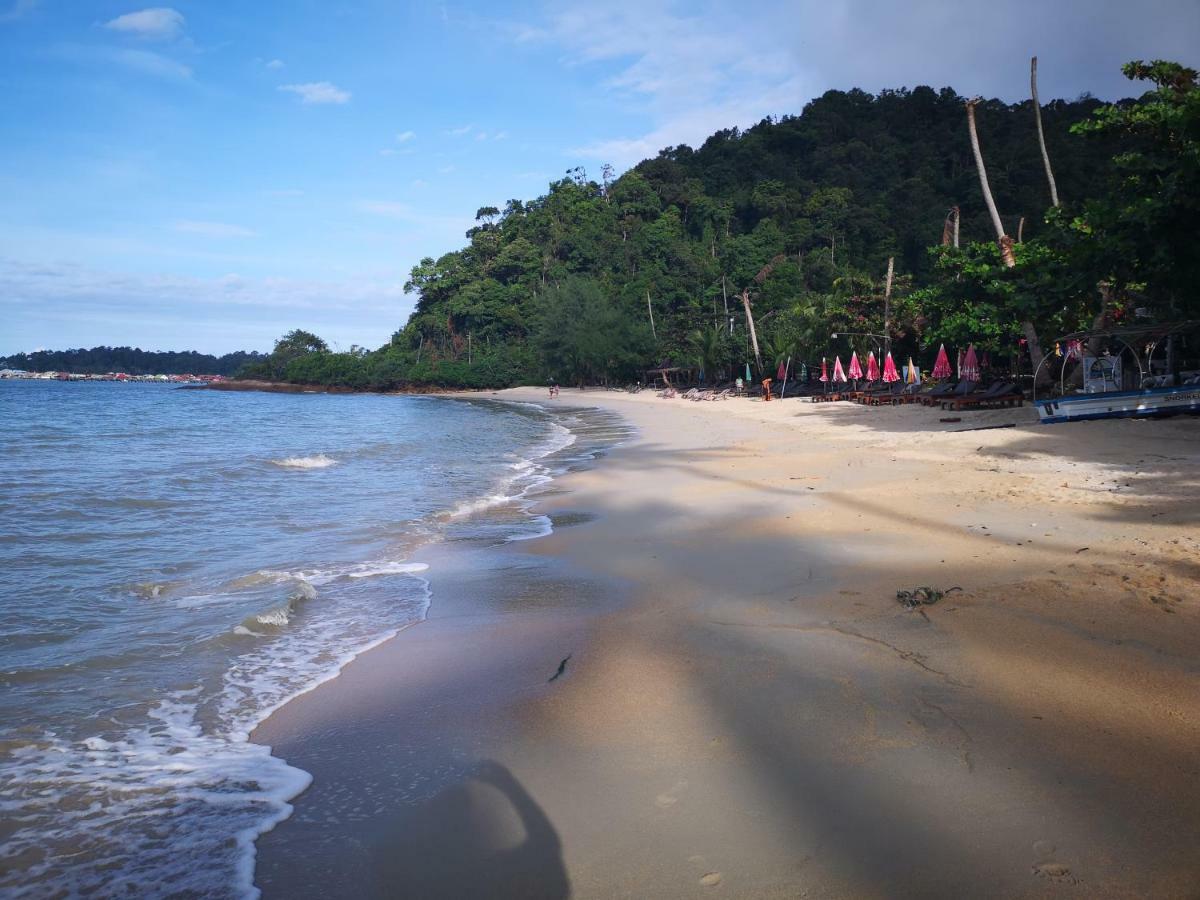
left=269, top=454, right=336, bottom=469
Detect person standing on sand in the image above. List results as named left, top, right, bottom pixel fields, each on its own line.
left=762, top=377, right=773, bottom=401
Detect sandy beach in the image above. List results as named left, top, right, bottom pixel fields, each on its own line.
left=253, top=388, right=1200, bottom=898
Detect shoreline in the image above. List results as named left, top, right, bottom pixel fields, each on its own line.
left=252, top=387, right=1200, bottom=898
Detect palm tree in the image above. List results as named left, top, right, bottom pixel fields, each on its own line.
left=693, top=326, right=726, bottom=382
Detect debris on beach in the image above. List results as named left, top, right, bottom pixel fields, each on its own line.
left=548, top=654, right=572, bottom=682
left=896, top=586, right=961, bottom=608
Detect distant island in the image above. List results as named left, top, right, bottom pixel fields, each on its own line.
left=0, top=346, right=266, bottom=378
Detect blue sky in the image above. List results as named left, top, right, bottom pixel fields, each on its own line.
left=2, top=0, right=1197, bottom=355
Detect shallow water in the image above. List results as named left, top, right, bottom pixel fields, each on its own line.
left=0, top=381, right=630, bottom=897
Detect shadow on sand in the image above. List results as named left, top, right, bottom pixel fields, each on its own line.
left=370, top=759, right=569, bottom=900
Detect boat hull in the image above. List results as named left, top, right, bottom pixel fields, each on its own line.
left=1036, top=386, right=1200, bottom=424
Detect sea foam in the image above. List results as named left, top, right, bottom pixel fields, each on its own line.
left=269, top=454, right=336, bottom=469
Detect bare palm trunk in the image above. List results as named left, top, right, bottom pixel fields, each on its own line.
left=967, top=98, right=1047, bottom=380
left=883, top=256, right=894, bottom=355
left=941, top=206, right=961, bottom=247
left=1017, top=216, right=1025, bottom=242
left=646, top=289, right=657, bottom=342
left=966, top=99, right=1015, bottom=267
left=1031, top=56, right=1060, bottom=208
left=741, top=288, right=762, bottom=373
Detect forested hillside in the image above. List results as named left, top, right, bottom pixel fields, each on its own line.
left=249, top=61, right=1199, bottom=390
left=1, top=346, right=265, bottom=376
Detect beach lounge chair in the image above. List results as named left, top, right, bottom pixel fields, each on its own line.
left=865, top=382, right=918, bottom=405
left=920, top=380, right=974, bottom=406
left=943, top=382, right=1023, bottom=410
left=859, top=382, right=905, bottom=405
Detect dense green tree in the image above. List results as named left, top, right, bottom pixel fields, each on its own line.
left=232, top=62, right=1194, bottom=392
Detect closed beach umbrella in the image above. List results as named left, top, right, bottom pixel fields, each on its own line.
left=832, top=355, right=847, bottom=383
left=776, top=359, right=787, bottom=382
left=745, top=363, right=752, bottom=383
left=960, top=344, right=981, bottom=382
left=906, top=356, right=920, bottom=384
left=866, top=351, right=880, bottom=382
left=847, top=351, right=863, bottom=381
left=932, top=344, right=952, bottom=379
left=882, top=352, right=900, bottom=383
left=819, top=358, right=829, bottom=382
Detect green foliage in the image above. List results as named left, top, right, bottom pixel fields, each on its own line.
left=533, top=277, right=653, bottom=385
left=247, top=62, right=1194, bottom=391
left=1070, top=60, right=1200, bottom=316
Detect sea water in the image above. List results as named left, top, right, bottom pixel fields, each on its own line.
left=0, top=381, right=629, bottom=897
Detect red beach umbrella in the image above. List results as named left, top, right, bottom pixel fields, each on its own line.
left=960, top=344, right=980, bottom=382
left=819, top=358, right=829, bottom=382
left=847, top=351, right=863, bottom=381
left=882, top=352, right=900, bottom=383
left=866, top=351, right=880, bottom=382
left=832, top=356, right=847, bottom=383
left=932, top=344, right=952, bottom=379
left=776, top=359, right=787, bottom=382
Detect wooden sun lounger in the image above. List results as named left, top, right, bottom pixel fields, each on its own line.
left=942, top=382, right=1023, bottom=410
left=920, top=380, right=974, bottom=406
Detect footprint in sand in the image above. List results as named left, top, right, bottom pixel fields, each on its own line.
left=1031, top=841, right=1079, bottom=884
left=700, top=872, right=722, bottom=887
left=655, top=780, right=688, bottom=809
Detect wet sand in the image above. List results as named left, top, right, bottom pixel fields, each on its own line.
left=253, top=388, right=1200, bottom=898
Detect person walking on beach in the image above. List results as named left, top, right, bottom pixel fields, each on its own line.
left=761, top=377, right=773, bottom=401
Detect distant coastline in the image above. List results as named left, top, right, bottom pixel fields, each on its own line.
left=201, top=378, right=485, bottom=396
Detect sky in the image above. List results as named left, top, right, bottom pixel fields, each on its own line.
left=1, top=0, right=1197, bottom=356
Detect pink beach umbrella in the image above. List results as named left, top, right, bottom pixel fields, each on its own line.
left=882, top=352, right=900, bottom=383
left=866, top=351, right=880, bottom=382
left=776, top=359, right=787, bottom=382
left=931, top=344, right=952, bottom=379
left=960, top=344, right=981, bottom=382
left=819, top=358, right=829, bottom=382
left=847, top=351, right=863, bottom=381
left=832, top=356, right=847, bottom=383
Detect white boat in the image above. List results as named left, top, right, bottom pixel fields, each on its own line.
left=1036, top=384, right=1200, bottom=424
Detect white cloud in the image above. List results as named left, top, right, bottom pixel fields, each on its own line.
left=475, top=131, right=488, bottom=141
left=514, top=3, right=807, bottom=167
left=0, top=0, right=40, bottom=24
left=411, top=178, right=428, bottom=188
left=50, top=43, right=193, bottom=80
left=355, top=200, right=473, bottom=233
left=436, top=164, right=455, bottom=174
left=278, top=81, right=351, bottom=104
left=171, top=220, right=257, bottom=238
left=447, top=124, right=472, bottom=136
left=104, top=7, right=185, bottom=40
left=492, top=131, right=509, bottom=141
left=395, top=130, right=415, bottom=143
left=356, top=200, right=412, bottom=218
left=112, top=46, right=191, bottom=79
left=516, top=0, right=1200, bottom=168
left=265, top=58, right=285, bottom=69
left=378, top=148, right=396, bottom=156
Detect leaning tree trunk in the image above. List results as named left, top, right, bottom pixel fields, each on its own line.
left=966, top=99, right=1015, bottom=267
left=967, top=98, right=1048, bottom=381
left=1031, top=56, right=1060, bottom=208
left=741, top=289, right=763, bottom=373
left=883, top=256, right=894, bottom=355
